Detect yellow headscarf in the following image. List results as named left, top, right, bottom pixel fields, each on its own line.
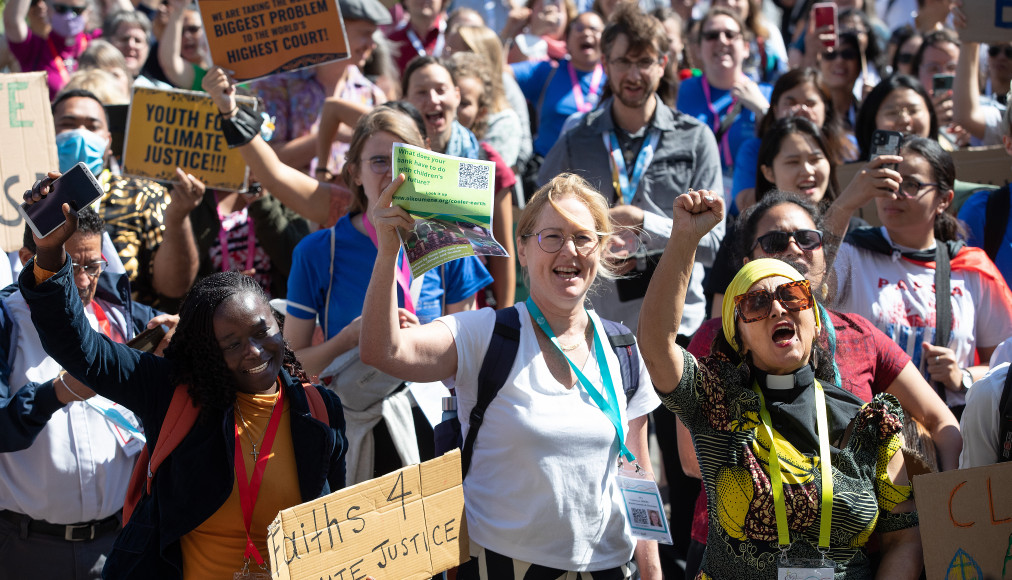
left=721, top=258, right=821, bottom=352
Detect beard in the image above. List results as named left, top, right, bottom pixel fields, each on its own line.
left=611, top=81, right=655, bottom=109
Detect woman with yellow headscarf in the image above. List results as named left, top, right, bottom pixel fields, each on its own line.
left=638, top=190, right=923, bottom=579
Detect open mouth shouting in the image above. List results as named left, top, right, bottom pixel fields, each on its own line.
left=771, top=321, right=798, bottom=347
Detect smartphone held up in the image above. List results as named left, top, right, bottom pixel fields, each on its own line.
left=18, top=162, right=104, bottom=239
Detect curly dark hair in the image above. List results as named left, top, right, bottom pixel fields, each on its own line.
left=165, top=271, right=308, bottom=415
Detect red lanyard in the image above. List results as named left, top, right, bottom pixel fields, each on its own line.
left=91, top=301, right=123, bottom=343
left=47, top=33, right=88, bottom=86
left=567, top=61, right=603, bottom=113
left=700, top=76, right=736, bottom=167
left=215, top=192, right=256, bottom=273
left=361, top=213, right=416, bottom=314
left=234, top=384, right=284, bottom=566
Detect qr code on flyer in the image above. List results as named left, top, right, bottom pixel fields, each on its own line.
left=458, top=161, right=489, bottom=190
left=631, top=508, right=648, bottom=526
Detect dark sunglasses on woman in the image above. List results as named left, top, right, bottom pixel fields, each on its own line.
left=822, top=48, right=859, bottom=61
left=750, top=229, right=823, bottom=254
left=989, top=45, right=1012, bottom=59
left=51, top=3, right=87, bottom=15
left=734, top=279, right=815, bottom=323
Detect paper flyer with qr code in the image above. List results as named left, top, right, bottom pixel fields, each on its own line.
left=391, top=143, right=508, bottom=276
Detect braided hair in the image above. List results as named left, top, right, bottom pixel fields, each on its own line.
left=165, top=271, right=308, bottom=414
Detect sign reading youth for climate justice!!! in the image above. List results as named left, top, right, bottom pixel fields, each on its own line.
left=197, top=0, right=349, bottom=81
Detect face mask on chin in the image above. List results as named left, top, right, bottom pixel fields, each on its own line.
left=56, top=128, right=108, bottom=177
left=49, top=10, right=87, bottom=39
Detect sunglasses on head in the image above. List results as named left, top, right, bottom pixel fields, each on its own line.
left=51, top=3, right=86, bottom=15
left=822, top=48, right=860, bottom=61
left=989, top=45, right=1012, bottom=59
left=750, top=229, right=823, bottom=254
left=734, top=279, right=814, bottom=324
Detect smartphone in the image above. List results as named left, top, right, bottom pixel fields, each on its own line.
left=126, top=325, right=167, bottom=353
left=812, top=2, right=838, bottom=50
left=870, top=129, right=903, bottom=171
left=18, top=162, right=104, bottom=239
left=932, top=74, right=955, bottom=97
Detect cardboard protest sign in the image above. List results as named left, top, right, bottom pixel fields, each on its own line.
left=122, top=87, right=251, bottom=192
left=964, top=0, right=1012, bottom=45
left=198, top=0, right=349, bottom=82
left=912, top=462, right=1012, bottom=580
left=267, top=450, right=468, bottom=580
left=392, top=143, right=507, bottom=276
left=0, top=72, right=59, bottom=252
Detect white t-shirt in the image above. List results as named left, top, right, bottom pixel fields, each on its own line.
left=438, top=303, right=660, bottom=570
left=960, top=362, right=1008, bottom=468
left=834, top=230, right=1012, bottom=407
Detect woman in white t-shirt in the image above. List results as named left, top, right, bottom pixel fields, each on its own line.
left=359, top=173, right=662, bottom=579
left=827, top=136, right=1012, bottom=416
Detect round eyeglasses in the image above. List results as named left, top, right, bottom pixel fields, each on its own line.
left=521, top=228, right=601, bottom=256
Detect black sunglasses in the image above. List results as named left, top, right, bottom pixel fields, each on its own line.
left=750, top=229, right=823, bottom=254
left=822, top=48, right=860, bottom=61
left=989, top=45, right=1012, bottom=59
left=51, top=3, right=87, bottom=15
left=896, top=52, right=915, bottom=64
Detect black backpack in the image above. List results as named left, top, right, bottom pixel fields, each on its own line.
left=434, top=306, right=642, bottom=477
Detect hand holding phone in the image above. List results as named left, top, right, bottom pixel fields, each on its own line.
left=932, top=74, right=955, bottom=97
left=812, top=3, right=838, bottom=50
left=870, top=130, right=903, bottom=172
left=19, top=162, right=104, bottom=239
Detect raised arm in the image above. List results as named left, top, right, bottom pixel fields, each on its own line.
left=316, top=97, right=373, bottom=178
left=637, top=191, right=724, bottom=394
left=822, top=155, right=902, bottom=262
left=951, top=40, right=989, bottom=141
left=2, top=0, right=30, bottom=44
left=202, top=66, right=334, bottom=224
left=358, top=175, right=459, bottom=382
left=157, top=0, right=196, bottom=89
left=151, top=167, right=202, bottom=298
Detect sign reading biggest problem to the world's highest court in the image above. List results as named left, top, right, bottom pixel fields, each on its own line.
left=197, top=0, right=349, bottom=81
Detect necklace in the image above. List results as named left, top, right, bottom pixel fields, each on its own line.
left=556, top=321, right=593, bottom=352
left=235, top=403, right=266, bottom=461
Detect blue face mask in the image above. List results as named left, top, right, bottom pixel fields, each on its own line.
left=56, top=128, right=108, bottom=177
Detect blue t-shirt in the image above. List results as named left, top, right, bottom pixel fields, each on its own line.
left=731, top=136, right=761, bottom=204
left=959, top=187, right=1012, bottom=287
left=512, top=59, right=606, bottom=157
left=286, top=214, right=493, bottom=337
left=676, top=76, right=772, bottom=176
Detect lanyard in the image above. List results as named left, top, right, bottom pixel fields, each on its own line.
left=234, top=384, right=285, bottom=566
left=752, top=380, right=833, bottom=550
left=361, top=213, right=416, bottom=314
left=215, top=192, right=256, bottom=273
left=700, top=76, right=736, bottom=168
left=47, top=33, right=88, bottom=86
left=602, top=128, right=661, bottom=206
left=567, top=61, right=603, bottom=113
left=406, top=18, right=446, bottom=58
left=91, top=302, right=123, bottom=343
left=525, top=297, right=634, bottom=462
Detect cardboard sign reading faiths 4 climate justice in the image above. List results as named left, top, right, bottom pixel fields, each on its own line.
left=197, top=0, right=348, bottom=82
left=267, top=450, right=467, bottom=580
left=122, top=87, right=250, bottom=192
left=0, top=72, right=59, bottom=252
left=913, top=461, right=1012, bottom=580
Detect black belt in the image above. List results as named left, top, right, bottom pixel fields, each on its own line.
left=0, top=509, right=120, bottom=542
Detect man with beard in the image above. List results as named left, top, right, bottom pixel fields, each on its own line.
left=537, top=4, right=723, bottom=576
left=0, top=207, right=176, bottom=579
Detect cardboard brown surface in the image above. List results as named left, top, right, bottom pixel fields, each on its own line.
left=964, top=1, right=1012, bottom=45
left=0, top=72, right=59, bottom=252
left=197, top=0, right=349, bottom=82
left=122, top=87, right=251, bottom=192
left=912, top=462, right=1012, bottom=580
left=268, top=450, right=468, bottom=580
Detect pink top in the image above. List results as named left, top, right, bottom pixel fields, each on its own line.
left=7, top=29, right=101, bottom=100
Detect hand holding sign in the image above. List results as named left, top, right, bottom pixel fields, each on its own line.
left=369, top=173, right=412, bottom=258
left=202, top=66, right=237, bottom=115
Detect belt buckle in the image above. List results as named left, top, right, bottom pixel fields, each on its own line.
left=64, top=523, right=95, bottom=542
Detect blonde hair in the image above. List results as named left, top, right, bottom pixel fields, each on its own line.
left=516, top=173, right=620, bottom=280
left=62, top=68, right=129, bottom=104
left=447, top=52, right=493, bottom=138
left=457, top=25, right=509, bottom=113
left=341, top=107, right=426, bottom=215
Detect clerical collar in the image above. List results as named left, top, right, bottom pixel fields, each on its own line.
left=755, top=365, right=815, bottom=391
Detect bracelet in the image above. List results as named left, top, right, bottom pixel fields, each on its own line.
left=220, top=104, right=263, bottom=149
left=218, top=104, right=238, bottom=119
left=57, top=373, right=85, bottom=402
left=315, top=167, right=334, bottom=180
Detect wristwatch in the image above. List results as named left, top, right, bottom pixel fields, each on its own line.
left=960, top=368, right=973, bottom=392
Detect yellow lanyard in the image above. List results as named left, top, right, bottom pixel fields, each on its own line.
left=753, top=380, right=834, bottom=549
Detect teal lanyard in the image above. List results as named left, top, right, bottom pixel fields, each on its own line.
left=525, top=298, right=635, bottom=462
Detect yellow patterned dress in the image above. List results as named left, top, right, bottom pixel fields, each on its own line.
left=661, top=349, right=917, bottom=580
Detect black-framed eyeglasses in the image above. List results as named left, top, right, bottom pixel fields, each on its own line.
left=702, top=29, right=741, bottom=42
left=989, top=45, right=1012, bottom=59
left=897, top=179, right=939, bottom=198
left=734, top=279, right=814, bottom=323
left=750, top=229, right=823, bottom=254
left=51, top=3, right=86, bottom=15
left=822, top=48, right=860, bottom=61
left=71, top=260, right=108, bottom=279
left=363, top=155, right=391, bottom=175
left=522, top=228, right=600, bottom=256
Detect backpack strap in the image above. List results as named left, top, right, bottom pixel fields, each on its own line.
left=601, top=318, right=640, bottom=404
left=999, top=365, right=1012, bottom=463
left=984, top=185, right=1011, bottom=262
left=933, top=241, right=953, bottom=399
left=461, top=306, right=521, bottom=478
left=303, top=382, right=329, bottom=424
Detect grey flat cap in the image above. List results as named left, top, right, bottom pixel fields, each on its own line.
left=339, top=0, right=393, bottom=25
